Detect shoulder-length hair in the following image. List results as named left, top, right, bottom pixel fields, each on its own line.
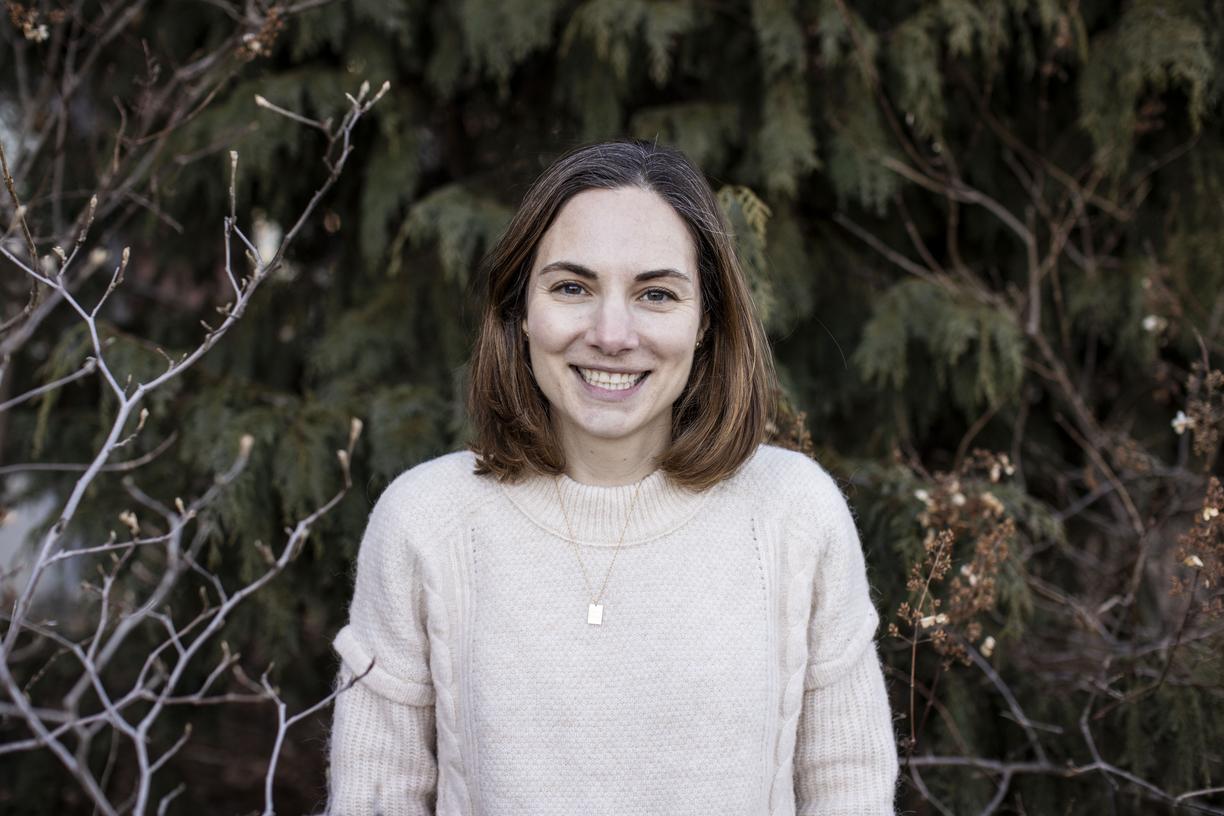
left=466, top=139, right=778, bottom=491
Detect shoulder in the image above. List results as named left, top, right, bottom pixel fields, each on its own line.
left=730, top=443, right=850, bottom=510
left=377, top=447, right=483, bottom=502
left=364, top=448, right=489, bottom=553
left=729, top=444, right=861, bottom=555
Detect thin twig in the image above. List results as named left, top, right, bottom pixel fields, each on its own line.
left=0, top=357, right=97, bottom=413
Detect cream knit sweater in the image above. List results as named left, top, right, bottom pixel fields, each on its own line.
left=326, top=443, right=899, bottom=815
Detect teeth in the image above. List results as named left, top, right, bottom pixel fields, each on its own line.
left=577, top=367, right=646, bottom=389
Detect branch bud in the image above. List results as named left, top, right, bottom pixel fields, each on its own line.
left=118, top=510, right=139, bottom=536
left=239, top=433, right=254, bottom=458
left=254, top=539, right=276, bottom=566
left=348, top=417, right=363, bottom=449
left=254, top=95, right=270, bottom=109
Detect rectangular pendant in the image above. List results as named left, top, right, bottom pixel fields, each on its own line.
left=587, top=603, right=603, bottom=625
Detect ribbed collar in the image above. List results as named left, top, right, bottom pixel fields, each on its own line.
left=497, top=466, right=711, bottom=547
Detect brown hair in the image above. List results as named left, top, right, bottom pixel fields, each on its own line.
left=466, top=139, right=778, bottom=491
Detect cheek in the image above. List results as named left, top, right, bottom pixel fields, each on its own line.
left=524, top=319, right=572, bottom=367
left=528, top=309, right=582, bottom=349
left=656, top=325, right=700, bottom=360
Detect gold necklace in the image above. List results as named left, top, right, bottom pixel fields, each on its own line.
left=553, top=473, right=646, bottom=626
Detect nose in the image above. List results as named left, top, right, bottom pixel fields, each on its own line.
left=587, top=297, right=639, bottom=354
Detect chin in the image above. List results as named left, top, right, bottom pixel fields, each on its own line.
left=573, top=421, right=642, bottom=440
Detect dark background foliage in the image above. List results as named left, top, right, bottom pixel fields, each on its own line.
left=1, top=0, right=1222, bottom=813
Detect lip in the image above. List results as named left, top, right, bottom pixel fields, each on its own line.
left=571, top=365, right=650, bottom=402
left=573, top=365, right=649, bottom=375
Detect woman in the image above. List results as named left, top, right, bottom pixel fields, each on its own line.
left=326, top=140, right=899, bottom=815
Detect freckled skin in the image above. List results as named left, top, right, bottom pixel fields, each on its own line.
left=522, top=187, right=709, bottom=483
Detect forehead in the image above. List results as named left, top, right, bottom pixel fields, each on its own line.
left=533, top=187, right=697, bottom=275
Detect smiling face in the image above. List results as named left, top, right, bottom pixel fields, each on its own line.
left=522, top=186, right=709, bottom=464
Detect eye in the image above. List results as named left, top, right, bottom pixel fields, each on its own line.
left=642, top=288, right=678, bottom=303
left=552, top=281, right=587, bottom=297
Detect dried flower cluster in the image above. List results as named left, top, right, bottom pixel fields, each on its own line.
left=1112, top=433, right=1156, bottom=474
left=237, top=6, right=285, bottom=61
left=1172, top=476, right=1224, bottom=618
left=766, top=391, right=816, bottom=458
left=6, top=1, right=65, bottom=42
left=1180, top=361, right=1224, bottom=466
left=889, top=449, right=1017, bottom=669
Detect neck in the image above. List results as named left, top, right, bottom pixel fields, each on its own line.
left=496, top=455, right=711, bottom=547
left=555, top=417, right=670, bottom=486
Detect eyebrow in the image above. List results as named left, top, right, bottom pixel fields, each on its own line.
left=538, top=260, right=692, bottom=284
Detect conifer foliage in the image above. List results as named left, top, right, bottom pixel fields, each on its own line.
left=1, top=1, right=1222, bottom=813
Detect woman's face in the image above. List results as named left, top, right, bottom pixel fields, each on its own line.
left=522, top=186, right=708, bottom=456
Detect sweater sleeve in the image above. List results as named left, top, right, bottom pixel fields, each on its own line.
left=792, top=468, right=899, bottom=815
left=327, top=477, right=438, bottom=816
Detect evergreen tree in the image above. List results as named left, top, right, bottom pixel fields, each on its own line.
left=0, top=1, right=1221, bottom=812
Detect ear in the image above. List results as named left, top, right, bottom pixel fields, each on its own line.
left=699, top=313, right=710, bottom=338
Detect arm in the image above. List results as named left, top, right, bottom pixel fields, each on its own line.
left=792, top=469, right=899, bottom=815
left=327, top=477, right=438, bottom=816
left=795, top=644, right=897, bottom=815
left=328, top=664, right=438, bottom=816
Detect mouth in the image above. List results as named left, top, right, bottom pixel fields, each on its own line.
left=571, top=365, right=651, bottom=396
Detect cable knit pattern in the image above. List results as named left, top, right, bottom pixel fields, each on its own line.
left=771, top=519, right=818, bottom=815
left=421, top=549, right=472, bottom=815
left=326, top=444, right=898, bottom=815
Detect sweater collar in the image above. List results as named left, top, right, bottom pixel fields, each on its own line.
left=497, top=465, right=710, bottom=547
